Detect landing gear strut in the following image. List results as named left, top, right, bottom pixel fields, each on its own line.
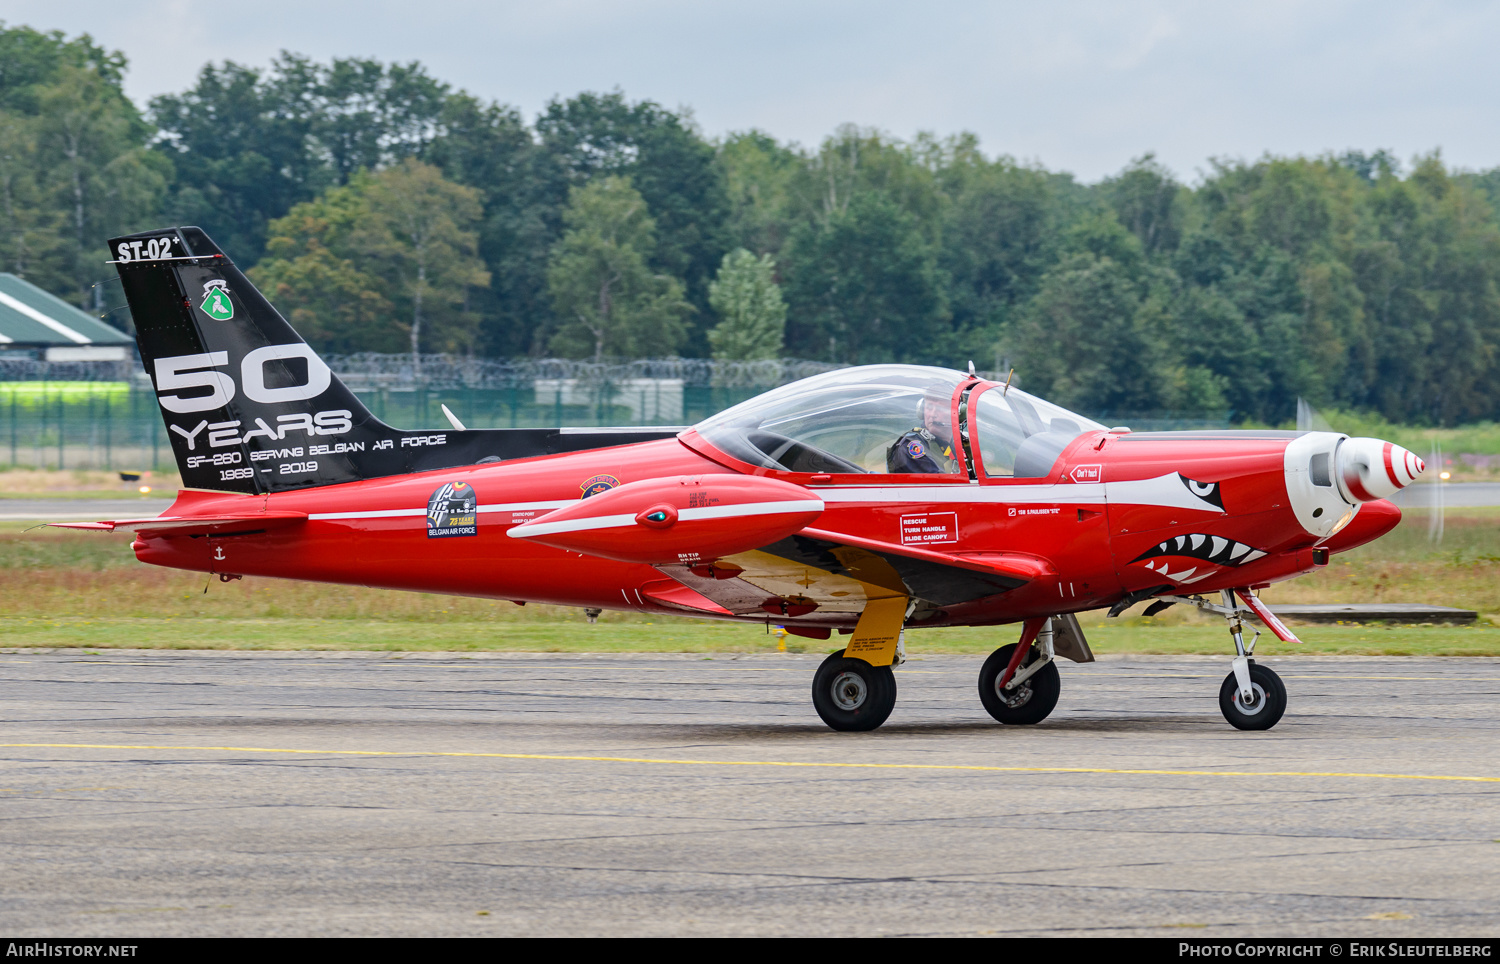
left=1152, top=589, right=1289, bottom=730
left=978, top=617, right=1061, bottom=725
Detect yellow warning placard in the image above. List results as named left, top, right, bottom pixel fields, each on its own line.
left=842, top=595, right=908, bottom=667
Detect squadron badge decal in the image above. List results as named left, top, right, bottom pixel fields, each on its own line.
left=199, top=279, right=234, bottom=321
left=580, top=474, right=619, bottom=498
left=427, top=481, right=477, bottom=538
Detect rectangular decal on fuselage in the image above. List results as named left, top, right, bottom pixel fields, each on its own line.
left=900, top=512, right=958, bottom=546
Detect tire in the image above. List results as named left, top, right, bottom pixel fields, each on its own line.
left=811, top=653, right=897, bottom=732
left=978, top=643, right=1061, bottom=725
left=1218, top=661, right=1287, bottom=731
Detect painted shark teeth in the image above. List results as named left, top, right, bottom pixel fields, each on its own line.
left=1132, top=535, right=1266, bottom=568
left=1142, top=561, right=1216, bottom=583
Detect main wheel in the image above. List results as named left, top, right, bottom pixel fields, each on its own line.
left=812, top=653, right=897, bottom=732
left=978, top=643, right=1060, bottom=725
left=1218, top=661, right=1287, bottom=731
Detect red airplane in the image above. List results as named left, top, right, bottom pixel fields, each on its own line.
left=57, top=227, right=1423, bottom=733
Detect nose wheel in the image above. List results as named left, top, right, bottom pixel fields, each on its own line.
left=812, top=653, right=897, bottom=731
left=1134, top=588, right=1295, bottom=730
left=1219, top=660, right=1286, bottom=730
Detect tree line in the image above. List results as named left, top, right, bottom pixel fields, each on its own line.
left=4, top=22, right=1500, bottom=425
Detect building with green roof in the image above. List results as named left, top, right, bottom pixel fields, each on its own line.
left=0, top=273, right=134, bottom=361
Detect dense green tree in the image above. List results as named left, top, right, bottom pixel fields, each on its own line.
left=151, top=54, right=449, bottom=267
left=937, top=147, right=1063, bottom=314
left=1007, top=213, right=1174, bottom=413
left=249, top=160, right=487, bottom=366
left=349, top=159, right=488, bottom=372
left=1101, top=153, right=1184, bottom=257
left=782, top=190, right=947, bottom=364
left=708, top=249, right=785, bottom=361
left=427, top=94, right=554, bottom=356
left=39, top=65, right=169, bottom=305
left=0, top=22, right=128, bottom=114
left=546, top=176, right=691, bottom=361
left=248, top=214, right=397, bottom=354
left=0, top=26, right=165, bottom=309
left=717, top=130, right=802, bottom=258
left=537, top=92, right=728, bottom=351
left=150, top=58, right=329, bottom=264
left=5, top=24, right=1500, bottom=426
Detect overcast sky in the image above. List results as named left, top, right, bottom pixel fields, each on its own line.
left=6, top=0, right=1498, bottom=183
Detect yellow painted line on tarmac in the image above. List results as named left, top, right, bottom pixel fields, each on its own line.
left=2, top=743, right=1498, bottom=785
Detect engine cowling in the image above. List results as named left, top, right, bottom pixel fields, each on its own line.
left=506, top=474, right=824, bottom=565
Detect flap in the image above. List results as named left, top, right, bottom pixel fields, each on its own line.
left=639, top=579, right=734, bottom=615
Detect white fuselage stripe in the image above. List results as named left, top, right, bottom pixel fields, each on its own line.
left=507, top=499, right=824, bottom=539
left=817, top=484, right=1104, bottom=504
left=509, top=513, right=637, bottom=537
left=308, top=499, right=573, bottom=521
left=816, top=475, right=1222, bottom=514
left=679, top=499, right=824, bottom=521
left=304, top=474, right=1220, bottom=524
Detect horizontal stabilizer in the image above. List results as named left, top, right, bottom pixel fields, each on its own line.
left=49, top=511, right=307, bottom=535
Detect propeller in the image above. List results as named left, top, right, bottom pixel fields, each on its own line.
left=1428, top=439, right=1445, bottom=545
left=1297, top=398, right=1424, bottom=504
left=1335, top=436, right=1424, bottom=502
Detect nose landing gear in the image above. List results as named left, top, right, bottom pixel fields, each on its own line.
left=1150, top=588, right=1293, bottom=730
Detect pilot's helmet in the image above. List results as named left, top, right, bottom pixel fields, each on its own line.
left=917, top=392, right=950, bottom=434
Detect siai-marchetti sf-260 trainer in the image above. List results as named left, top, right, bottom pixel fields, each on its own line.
left=58, top=226, right=1424, bottom=732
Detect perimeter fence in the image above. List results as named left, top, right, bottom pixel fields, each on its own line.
left=0, top=353, right=1230, bottom=472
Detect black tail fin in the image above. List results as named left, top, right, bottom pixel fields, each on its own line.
left=111, top=226, right=677, bottom=493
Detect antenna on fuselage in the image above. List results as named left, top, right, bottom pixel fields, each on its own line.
left=1002, top=368, right=1014, bottom=396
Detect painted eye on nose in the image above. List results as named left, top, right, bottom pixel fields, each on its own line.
left=1178, top=475, right=1226, bottom=509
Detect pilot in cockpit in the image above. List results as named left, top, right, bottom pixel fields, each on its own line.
left=886, top=393, right=960, bottom=473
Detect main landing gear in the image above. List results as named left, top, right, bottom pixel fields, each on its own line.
left=812, top=653, right=897, bottom=731
left=1152, top=589, right=1289, bottom=731
left=978, top=616, right=1062, bottom=725
left=809, top=614, right=1091, bottom=732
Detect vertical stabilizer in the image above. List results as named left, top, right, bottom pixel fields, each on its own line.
left=111, top=226, right=683, bottom=493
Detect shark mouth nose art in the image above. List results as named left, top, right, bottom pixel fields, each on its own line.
left=1132, top=534, right=1266, bottom=568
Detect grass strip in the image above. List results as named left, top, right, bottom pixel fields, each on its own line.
left=6, top=617, right=1500, bottom=656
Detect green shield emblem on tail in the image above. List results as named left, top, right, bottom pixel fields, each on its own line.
left=199, top=282, right=234, bottom=321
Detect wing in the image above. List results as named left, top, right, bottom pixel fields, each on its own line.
left=646, top=526, right=1052, bottom=624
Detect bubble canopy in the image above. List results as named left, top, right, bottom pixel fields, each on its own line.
left=688, top=364, right=1105, bottom=477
